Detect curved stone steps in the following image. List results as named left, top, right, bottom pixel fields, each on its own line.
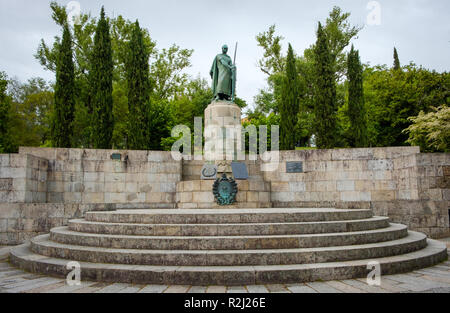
left=85, top=208, right=373, bottom=224
left=68, top=216, right=390, bottom=237
left=31, top=230, right=426, bottom=266
left=11, top=239, right=447, bottom=285
left=52, top=224, right=408, bottom=250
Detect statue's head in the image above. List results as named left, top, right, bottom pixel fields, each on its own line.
left=222, top=45, right=228, bottom=54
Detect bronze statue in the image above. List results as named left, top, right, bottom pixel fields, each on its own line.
left=210, top=44, right=237, bottom=102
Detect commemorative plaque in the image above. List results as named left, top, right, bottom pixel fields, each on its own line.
left=286, top=162, right=304, bottom=173
left=231, top=162, right=249, bottom=180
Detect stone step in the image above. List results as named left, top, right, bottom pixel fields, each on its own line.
left=11, top=239, right=447, bottom=285
left=85, top=208, right=374, bottom=224
left=68, top=216, right=391, bottom=236
left=52, top=224, right=408, bottom=250
left=31, top=230, right=425, bottom=266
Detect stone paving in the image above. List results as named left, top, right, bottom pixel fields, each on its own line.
left=0, top=254, right=449, bottom=293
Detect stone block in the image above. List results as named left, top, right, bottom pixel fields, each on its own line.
left=371, top=191, right=396, bottom=201
left=368, top=159, right=394, bottom=171
left=290, top=182, right=306, bottom=192
left=271, top=182, right=289, bottom=192
left=105, top=173, right=126, bottom=182
left=247, top=191, right=259, bottom=202
left=0, top=155, right=10, bottom=167
left=271, top=192, right=294, bottom=202
left=105, top=182, right=126, bottom=193
left=337, top=181, right=355, bottom=192
left=193, top=192, right=215, bottom=203
left=82, top=192, right=104, bottom=203
left=0, top=179, right=12, bottom=191
left=374, top=180, right=396, bottom=191
left=443, top=189, right=450, bottom=201
left=9, top=155, right=27, bottom=168
left=64, top=192, right=82, bottom=203
left=340, top=191, right=371, bottom=202
left=0, top=167, right=26, bottom=179
left=259, top=192, right=270, bottom=203
left=47, top=192, right=64, bottom=203
left=105, top=193, right=127, bottom=203
left=84, top=172, right=105, bottom=183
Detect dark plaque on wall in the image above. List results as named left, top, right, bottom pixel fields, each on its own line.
left=286, top=162, right=303, bottom=173
left=201, top=164, right=218, bottom=180
left=231, top=162, right=249, bottom=180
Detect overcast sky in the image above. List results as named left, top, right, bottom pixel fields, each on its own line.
left=1, top=0, right=449, bottom=107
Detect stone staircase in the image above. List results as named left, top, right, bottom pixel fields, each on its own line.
left=10, top=208, right=447, bottom=285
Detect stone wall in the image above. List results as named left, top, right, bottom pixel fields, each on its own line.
left=264, top=147, right=450, bottom=238
left=0, top=146, right=449, bottom=244
left=18, top=147, right=181, bottom=206
left=0, top=154, right=48, bottom=203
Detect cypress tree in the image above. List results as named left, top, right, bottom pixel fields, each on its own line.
left=90, top=7, right=114, bottom=149
left=347, top=45, right=368, bottom=147
left=313, top=22, right=338, bottom=149
left=280, top=43, right=300, bottom=150
left=393, top=47, right=401, bottom=70
left=0, top=72, right=12, bottom=153
left=51, top=23, right=75, bottom=148
left=126, top=21, right=151, bottom=150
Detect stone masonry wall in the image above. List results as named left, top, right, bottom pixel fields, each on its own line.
left=0, top=154, right=48, bottom=203
left=0, top=148, right=181, bottom=245
left=264, top=147, right=450, bottom=238
left=0, top=146, right=449, bottom=244
left=18, top=147, right=181, bottom=206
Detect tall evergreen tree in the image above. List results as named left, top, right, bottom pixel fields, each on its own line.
left=280, top=43, right=300, bottom=150
left=313, top=22, right=338, bottom=149
left=90, top=7, right=114, bottom=149
left=0, top=72, right=13, bottom=153
left=393, top=47, right=401, bottom=70
left=51, top=23, right=75, bottom=148
left=126, top=21, right=152, bottom=150
left=347, top=45, right=368, bottom=147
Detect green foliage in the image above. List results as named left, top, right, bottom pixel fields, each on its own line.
left=126, top=21, right=152, bottom=150
left=3, top=77, right=54, bottom=152
left=363, top=64, right=450, bottom=147
left=280, top=44, right=300, bottom=150
left=405, top=105, right=449, bottom=152
left=0, top=72, right=13, bottom=153
left=393, top=47, right=401, bottom=70
left=90, top=7, right=114, bottom=149
left=147, top=100, right=175, bottom=151
left=313, top=23, right=338, bottom=149
left=346, top=45, right=368, bottom=147
left=52, top=23, right=75, bottom=148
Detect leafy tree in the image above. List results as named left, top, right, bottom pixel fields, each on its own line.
left=280, top=44, right=300, bottom=150
left=313, top=23, right=338, bottom=149
left=147, top=100, right=174, bottom=150
left=364, top=64, right=450, bottom=147
left=405, top=105, right=449, bottom=152
left=393, top=47, right=401, bottom=70
left=346, top=45, right=368, bottom=147
left=90, top=7, right=114, bottom=149
left=126, top=21, right=152, bottom=150
left=52, top=23, right=75, bottom=148
left=0, top=72, right=13, bottom=153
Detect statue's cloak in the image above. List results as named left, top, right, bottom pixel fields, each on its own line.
left=210, top=54, right=233, bottom=98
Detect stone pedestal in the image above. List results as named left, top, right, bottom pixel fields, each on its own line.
left=204, top=101, right=242, bottom=174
